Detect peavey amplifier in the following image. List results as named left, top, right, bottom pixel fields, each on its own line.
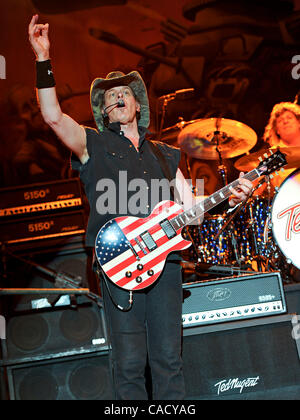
left=0, top=178, right=82, bottom=218
left=182, top=272, right=286, bottom=327
left=0, top=210, right=86, bottom=244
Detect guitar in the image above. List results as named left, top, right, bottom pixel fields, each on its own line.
left=95, top=150, right=287, bottom=291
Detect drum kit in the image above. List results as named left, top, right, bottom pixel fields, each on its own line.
left=159, top=116, right=300, bottom=283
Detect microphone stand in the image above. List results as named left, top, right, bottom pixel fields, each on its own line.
left=0, top=248, right=103, bottom=308
left=157, top=96, right=174, bottom=141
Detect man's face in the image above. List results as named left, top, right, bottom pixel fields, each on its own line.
left=103, top=85, right=140, bottom=126
left=276, top=110, right=300, bottom=145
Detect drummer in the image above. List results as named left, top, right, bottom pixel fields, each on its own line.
left=263, top=101, right=300, bottom=282
left=263, top=101, right=300, bottom=189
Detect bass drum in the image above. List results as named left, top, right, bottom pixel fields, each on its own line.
left=271, top=168, right=300, bottom=278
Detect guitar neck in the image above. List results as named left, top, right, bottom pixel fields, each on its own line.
left=171, top=168, right=261, bottom=230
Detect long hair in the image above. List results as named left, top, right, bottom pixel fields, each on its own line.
left=263, top=102, right=300, bottom=146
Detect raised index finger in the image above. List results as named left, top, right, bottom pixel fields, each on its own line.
left=29, top=14, right=39, bottom=32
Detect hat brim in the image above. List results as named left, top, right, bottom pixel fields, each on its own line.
left=90, top=71, right=150, bottom=132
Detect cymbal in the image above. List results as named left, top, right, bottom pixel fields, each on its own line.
left=235, top=147, right=300, bottom=172
left=177, top=118, right=257, bottom=160
left=160, top=119, right=202, bottom=144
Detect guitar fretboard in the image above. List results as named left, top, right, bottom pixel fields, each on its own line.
left=170, top=168, right=260, bottom=230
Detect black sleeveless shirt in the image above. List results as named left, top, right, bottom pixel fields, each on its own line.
left=71, top=122, right=180, bottom=247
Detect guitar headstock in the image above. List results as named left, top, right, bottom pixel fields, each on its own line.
left=257, top=149, right=287, bottom=177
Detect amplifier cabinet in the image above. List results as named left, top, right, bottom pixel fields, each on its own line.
left=0, top=302, right=109, bottom=366
left=182, top=315, right=300, bottom=400
left=4, top=351, right=114, bottom=400
left=0, top=178, right=82, bottom=218
left=182, top=272, right=286, bottom=327
left=0, top=210, right=86, bottom=244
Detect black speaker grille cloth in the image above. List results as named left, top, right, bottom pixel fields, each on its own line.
left=19, top=367, right=58, bottom=400
left=183, top=321, right=300, bottom=398
left=8, top=315, right=49, bottom=351
left=4, top=304, right=107, bottom=363
left=59, top=308, right=98, bottom=343
left=11, top=354, right=113, bottom=400
left=69, top=364, right=109, bottom=400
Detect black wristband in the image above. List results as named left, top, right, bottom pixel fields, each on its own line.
left=36, top=59, right=56, bottom=89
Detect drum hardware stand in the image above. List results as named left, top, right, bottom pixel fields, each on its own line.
left=213, top=178, right=268, bottom=270
left=265, top=175, right=272, bottom=208
left=213, top=202, right=246, bottom=268
left=0, top=246, right=103, bottom=308
left=247, top=202, right=264, bottom=272
left=183, top=155, right=204, bottom=261
left=214, top=118, right=228, bottom=187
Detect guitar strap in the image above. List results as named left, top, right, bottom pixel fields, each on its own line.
left=147, top=140, right=181, bottom=203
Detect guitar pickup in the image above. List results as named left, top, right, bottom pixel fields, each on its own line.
left=140, top=231, right=157, bottom=251
left=160, top=218, right=176, bottom=239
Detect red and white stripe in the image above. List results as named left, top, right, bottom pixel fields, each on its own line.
left=101, top=200, right=191, bottom=290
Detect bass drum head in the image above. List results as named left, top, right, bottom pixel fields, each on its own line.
left=271, top=168, right=300, bottom=270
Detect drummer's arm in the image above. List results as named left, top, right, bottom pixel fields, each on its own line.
left=175, top=169, right=253, bottom=209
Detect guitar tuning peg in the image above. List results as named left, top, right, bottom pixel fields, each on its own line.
left=269, top=150, right=274, bottom=154
left=258, top=157, right=263, bottom=162
left=281, top=168, right=285, bottom=172
left=270, top=174, right=274, bottom=179
left=275, top=171, right=279, bottom=176
left=264, top=153, right=269, bottom=158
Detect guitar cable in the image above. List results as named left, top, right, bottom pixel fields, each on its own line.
left=97, top=265, right=134, bottom=312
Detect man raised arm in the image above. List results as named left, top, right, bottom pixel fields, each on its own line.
left=28, top=14, right=88, bottom=163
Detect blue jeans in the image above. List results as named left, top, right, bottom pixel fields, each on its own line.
left=101, top=261, right=185, bottom=400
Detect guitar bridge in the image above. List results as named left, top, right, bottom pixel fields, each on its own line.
left=134, top=236, right=148, bottom=255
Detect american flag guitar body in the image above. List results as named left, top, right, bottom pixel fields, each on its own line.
left=95, top=150, right=287, bottom=291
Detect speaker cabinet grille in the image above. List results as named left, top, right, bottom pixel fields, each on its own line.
left=183, top=315, right=300, bottom=400
left=2, top=303, right=108, bottom=365
left=6, top=352, right=113, bottom=400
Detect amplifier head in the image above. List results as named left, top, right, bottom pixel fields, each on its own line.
left=182, top=272, right=287, bottom=328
